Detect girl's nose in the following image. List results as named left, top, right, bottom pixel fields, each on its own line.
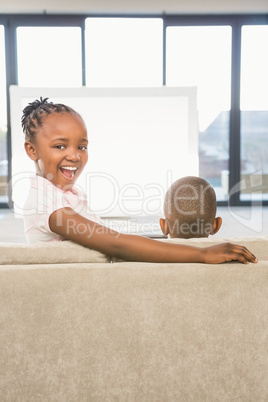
left=66, top=149, right=80, bottom=162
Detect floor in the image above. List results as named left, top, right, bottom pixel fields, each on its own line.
left=0, top=206, right=268, bottom=243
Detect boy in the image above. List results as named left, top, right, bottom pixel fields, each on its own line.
left=160, top=176, right=222, bottom=239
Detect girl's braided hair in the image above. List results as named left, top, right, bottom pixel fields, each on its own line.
left=21, top=97, right=77, bottom=139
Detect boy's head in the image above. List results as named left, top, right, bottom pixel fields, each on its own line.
left=22, top=98, right=88, bottom=190
left=160, top=176, right=222, bottom=238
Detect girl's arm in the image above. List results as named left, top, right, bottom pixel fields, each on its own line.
left=49, top=207, right=257, bottom=264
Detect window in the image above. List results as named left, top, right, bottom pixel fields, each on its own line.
left=16, top=26, right=82, bottom=87
left=1, top=14, right=268, bottom=208
left=166, top=25, right=232, bottom=201
left=0, top=25, right=7, bottom=203
left=85, top=18, right=163, bottom=87
left=240, top=25, right=268, bottom=201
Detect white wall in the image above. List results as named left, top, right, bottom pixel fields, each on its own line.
left=0, top=0, right=268, bottom=14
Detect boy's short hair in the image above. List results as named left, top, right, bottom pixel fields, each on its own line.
left=163, top=176, right=217, bottom=238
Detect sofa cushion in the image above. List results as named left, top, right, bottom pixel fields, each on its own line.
left=0, top=240, right=110, bottom=265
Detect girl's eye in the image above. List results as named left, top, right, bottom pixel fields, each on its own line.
left=54, top=145, right=65, bottom=150
left=79, top=146, right=87, bottom=151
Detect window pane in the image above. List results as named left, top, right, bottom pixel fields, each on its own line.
left=85, top=18, right=163, bottom=87
left=0, top=25, right=8, bottom=203
left=166, top=26, right=232, bottom=201
left=17, top=27, right=82, bottom=87
left=240, top=25, right=268, bottom=201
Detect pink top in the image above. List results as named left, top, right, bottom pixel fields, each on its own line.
left=23, top=175, right=103, bottom=243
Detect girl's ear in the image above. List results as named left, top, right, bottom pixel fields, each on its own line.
left=159, top=218, right=170, bottom=236
left=24, top=141, right=38, bottom=161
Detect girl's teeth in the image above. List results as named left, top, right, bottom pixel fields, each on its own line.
left=62, top=167, right=77, bottom=170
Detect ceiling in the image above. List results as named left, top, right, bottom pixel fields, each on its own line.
left=0, top=0, right=268, bottom=15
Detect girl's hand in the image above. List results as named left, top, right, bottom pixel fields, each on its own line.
left=203, top=243, right=258, bottom=264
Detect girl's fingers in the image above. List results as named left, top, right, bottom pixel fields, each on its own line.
left=233, top=244, right=257, bottom=263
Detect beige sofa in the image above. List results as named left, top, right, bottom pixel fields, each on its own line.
left=1, top=236, right=268, bottom=402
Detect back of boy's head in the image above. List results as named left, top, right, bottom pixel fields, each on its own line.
left=162, top=176, right=217, bottom=238
left=21, top=97, right=78, bottom=140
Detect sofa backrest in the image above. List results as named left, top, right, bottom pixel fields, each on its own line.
left=1, top=236, right=268, bottom=265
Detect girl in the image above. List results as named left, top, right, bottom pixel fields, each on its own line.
left=22, top=98, right=257, bottom=264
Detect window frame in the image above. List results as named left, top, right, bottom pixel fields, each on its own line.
left=163, top=14, right=268, bottom=206
left=0, top=13, right=267, bottom=208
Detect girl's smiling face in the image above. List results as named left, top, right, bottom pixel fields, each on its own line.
left=25, top=112, right=88, bottom=190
